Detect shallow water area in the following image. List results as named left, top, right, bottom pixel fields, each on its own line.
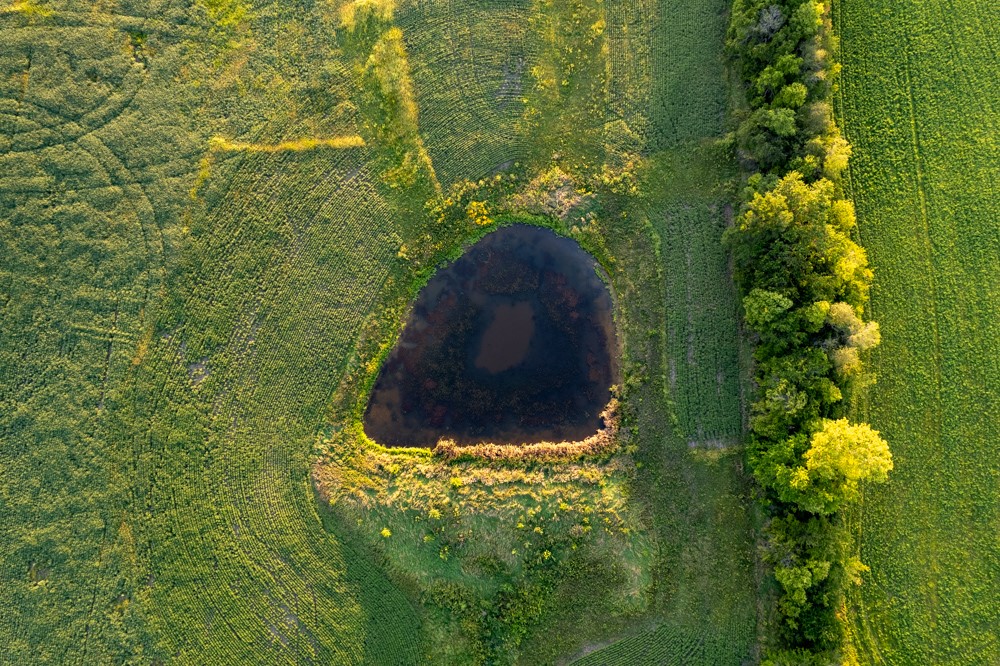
left=364, top=224, right=618, bottom=447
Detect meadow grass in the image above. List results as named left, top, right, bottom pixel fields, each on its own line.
left=557, top=0, right=758, bottom=661
left=0, top=1, right=423, bottom=662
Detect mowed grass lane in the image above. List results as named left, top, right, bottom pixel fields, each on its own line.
left=838, top=0, right=1000, bottom=662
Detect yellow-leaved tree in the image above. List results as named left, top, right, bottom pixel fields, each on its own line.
left=786, top=418, right=893, bottom=514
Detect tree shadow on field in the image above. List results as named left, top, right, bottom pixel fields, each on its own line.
left=311, top=484, right=425, bottom=665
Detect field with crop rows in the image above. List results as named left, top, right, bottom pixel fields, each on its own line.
left=1, top=0, right=755, bottom=662
left=0, top=1, right=424, bottom=662
left=571, top=0, right=756, bottom=660
left=838, top=0, right=1000, bottom=662
left=397, top=0, right=529, bottom=186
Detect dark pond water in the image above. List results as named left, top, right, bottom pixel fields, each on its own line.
left=364, top=224, right=619, bottom=448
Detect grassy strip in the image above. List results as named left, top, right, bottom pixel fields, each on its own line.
left=724, top=1, right=893, bottom=662
left=208, top=135, right=366, bottom=152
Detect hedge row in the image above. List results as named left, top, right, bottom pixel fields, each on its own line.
left=724, top=2, right=892, bottom=663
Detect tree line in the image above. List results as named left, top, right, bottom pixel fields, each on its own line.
left=724, top=1, right=892, bottom=663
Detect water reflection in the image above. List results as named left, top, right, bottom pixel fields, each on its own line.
left=364, top=225, right=618, bottom=447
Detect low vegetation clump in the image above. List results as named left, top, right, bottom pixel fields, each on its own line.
left=725, top=1, right=892, bottom=662
left=433, top=400, right=620, bottom=464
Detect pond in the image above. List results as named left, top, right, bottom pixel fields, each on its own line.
left=363, top=224, right=619, bottom=447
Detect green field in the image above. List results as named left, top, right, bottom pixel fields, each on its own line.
left=0, top=0, right=757, bottom=663
left=1, top=2, right=426, bottom=661
left=838, top=0, right=1000, bottom=662
left=2, top=0, right=995, bottom=662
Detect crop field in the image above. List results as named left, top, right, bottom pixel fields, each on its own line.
left=838, top=0, right=1000, bottom=662
left=0, top=0, right=757, bottom=662
left=0, top=2, right=429, bottom=662
left=397, top=0, right=528, bottom=185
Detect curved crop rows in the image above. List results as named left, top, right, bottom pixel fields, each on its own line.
left=129, top=146, right=422, bottom=663
left=0, top=7, right=187, bottom=660
left=0, top=3, right=424, bottom=662
left=397, top=0, right=530, bottom=186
